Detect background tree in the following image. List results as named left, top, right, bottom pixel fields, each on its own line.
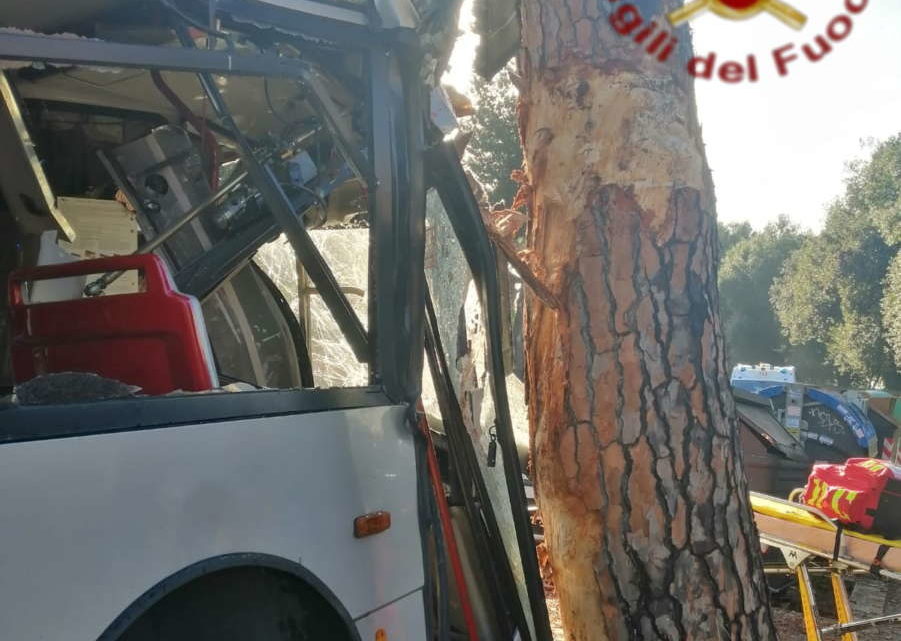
left=885, top=254, right=901, bottom=369
left=462, top=66, right=523, bottom=206
left=773, top=136, right=901, bottom=389
left=717, top=216, right=841, bottom=384
left=718, top=220, right=753, bottom=256
left=716, top=217, right=849, bottom=386
left=518, top=1, right=777, bottom=639
left=719, top=216, right=805, bottom=367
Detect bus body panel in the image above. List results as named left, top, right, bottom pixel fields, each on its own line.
left=0, top=404, right=423, bottom=640
left=354, top=589, right=428, bottom=641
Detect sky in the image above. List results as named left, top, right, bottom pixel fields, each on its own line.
left=443, top=0, right=901, bottom=232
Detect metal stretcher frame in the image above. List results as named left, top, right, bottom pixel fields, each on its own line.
left=752, top=492, right=901, bottom=639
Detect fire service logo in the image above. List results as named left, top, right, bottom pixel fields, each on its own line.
left=669, top=0, right=807, bottom=31
left=608, top=0, right=869, bottom=83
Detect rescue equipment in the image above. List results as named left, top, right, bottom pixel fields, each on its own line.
left=752, top=491, right=901, bottom=640
left=801, top=458, right=901, bottom=538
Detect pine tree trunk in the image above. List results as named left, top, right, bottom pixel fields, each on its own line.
left=519, top=2, right=778, bottom=639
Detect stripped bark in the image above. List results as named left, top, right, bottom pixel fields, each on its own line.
left=519, top=1, right=778, bottom=639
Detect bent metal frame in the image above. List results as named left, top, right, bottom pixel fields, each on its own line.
left=0, top=12, right=553, bottom=640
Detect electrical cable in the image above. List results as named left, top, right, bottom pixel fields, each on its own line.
left=424, top=285, right=526, bottom=639
left=157, top=0, right=234, bottom=49
left=150, top=70, right=219, bottom=189
left=254, top=42, right=293, bottom=130
left=432, top=453, right=451, bottom=641
left=293, top=184, right=328, bottom=219
left=279, top=181, right=328, bottom=227
left=264, top=77, right=293, bottom=129
left=416, top=425, right=450, bottom=641
left=416, top=406, right=481, bottom=641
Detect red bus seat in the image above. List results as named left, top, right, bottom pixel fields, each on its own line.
left=9, top=254, right=218, bottom=396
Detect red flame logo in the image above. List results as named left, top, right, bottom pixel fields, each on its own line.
left=668, top=0, right=807, bottom=30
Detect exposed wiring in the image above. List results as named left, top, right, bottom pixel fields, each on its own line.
left=280, top=181, right=328, bottom=228
left=150, top=70, right=219, bottom=189
left=424, top=433, right=451, bottom=641
left=416, top=407, right=481, bottom=641
left=252, top=40, right=313, bottom=139
left=263, top=77, right=293, bottom=129
left=157, top=0, right=234, bottom=50
left=293, top=183, right=328, bottom=214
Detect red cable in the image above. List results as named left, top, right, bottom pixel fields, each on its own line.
left=416, top=409, right=481, bottom=641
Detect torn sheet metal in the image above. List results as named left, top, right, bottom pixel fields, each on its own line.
left=0, top=28, right=114, bottom=71
left=0, top=70, right=75, bottom=241
left=56, top=197, right=138, bottom=258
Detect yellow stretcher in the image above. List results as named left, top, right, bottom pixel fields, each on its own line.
left=752, top=492, right=901, bottom=639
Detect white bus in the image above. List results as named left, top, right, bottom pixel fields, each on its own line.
left=0, top=2, right=550, bottom=639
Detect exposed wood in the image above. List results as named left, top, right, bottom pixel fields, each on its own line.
left=519, top=1, right=777, bottom=639
left=484, top=222, right=560, bottom=311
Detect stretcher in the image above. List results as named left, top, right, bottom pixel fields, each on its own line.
left=752, top=492, right=901, bottom=639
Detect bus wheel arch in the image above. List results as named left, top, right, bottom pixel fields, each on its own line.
left=102, top=553, right=359, bottom=641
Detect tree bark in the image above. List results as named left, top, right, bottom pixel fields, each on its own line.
left=519, top=2, right=777, bottom=639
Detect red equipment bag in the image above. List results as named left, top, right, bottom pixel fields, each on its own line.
left=9, top=254, right=218, bottom=396
left=801, top=458, right=901, bottom=538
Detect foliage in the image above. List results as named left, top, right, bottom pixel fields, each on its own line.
left=882, top=253, right=901, bottom=372
left=717, top=220, right=753, bottom=257
left=772, top=136, right=901, bottom=389
left=462, top=66, right=522, bottom=206
left=718, top=216, right=805, bottom=365
left=716, top=216, right=842, bottom=385
left=846, top=138, right=901, bottom=246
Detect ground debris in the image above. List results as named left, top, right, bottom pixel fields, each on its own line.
left=546, top=595, right=565, bottom=641
left=771, top=607, right=827, bottom=641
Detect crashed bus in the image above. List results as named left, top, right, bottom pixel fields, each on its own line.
left=0, top=1, right=552, bottom=639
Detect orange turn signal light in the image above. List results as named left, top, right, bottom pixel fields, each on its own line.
left=353, top=511, right=391, bottom=538
left=375, top=629, right=387, bottom=641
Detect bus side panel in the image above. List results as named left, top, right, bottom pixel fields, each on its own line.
left=354, top=589, right=427, bottom=641
left=0, top=405, right=423, bottom=640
